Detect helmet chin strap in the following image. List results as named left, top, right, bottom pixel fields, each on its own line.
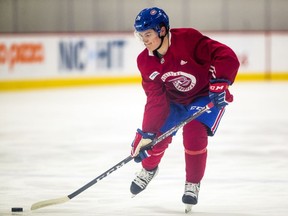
left=153, top=35, right=166, bottom=58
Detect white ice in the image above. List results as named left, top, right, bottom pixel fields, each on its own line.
left=0, top=82, right=288, bottom=216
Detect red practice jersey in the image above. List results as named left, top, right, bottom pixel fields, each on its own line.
left=137, top=28, right=239, bottom=134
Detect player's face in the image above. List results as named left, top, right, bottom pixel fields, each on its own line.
left=137, top=30, right=161, bottom=51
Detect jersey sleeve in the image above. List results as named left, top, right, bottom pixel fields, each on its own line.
left=140, top=76, right=170, bottom=134
left=193, top=35, right=240, bottom=84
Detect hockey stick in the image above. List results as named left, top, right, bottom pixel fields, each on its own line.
left=30, top=102, right=214, bottom=210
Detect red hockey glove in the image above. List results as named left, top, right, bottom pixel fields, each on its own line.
left=209, top=79, right=233, bottom=109
left=131, top=129, right=156, bottom=163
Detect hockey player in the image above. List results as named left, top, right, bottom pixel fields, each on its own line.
left=130, top=7, right=239, bottom=212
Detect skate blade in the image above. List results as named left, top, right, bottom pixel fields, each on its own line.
left=185, top=204, right=193, bottom=213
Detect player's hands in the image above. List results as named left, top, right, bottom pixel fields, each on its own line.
left=209, top=79, right=233, bottom=109
left=131, top=129, right=156, bottom=163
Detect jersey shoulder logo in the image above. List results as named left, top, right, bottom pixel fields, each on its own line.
left=149, top=71, right=160, bottom=80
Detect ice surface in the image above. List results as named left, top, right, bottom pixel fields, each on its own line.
left=0, top=82, right=288, bottom=216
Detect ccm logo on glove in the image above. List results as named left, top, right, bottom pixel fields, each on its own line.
left=209, top=79, right=233, bottom=109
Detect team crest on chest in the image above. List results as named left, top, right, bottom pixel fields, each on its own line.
left=161, top=71, right=196, bottom=92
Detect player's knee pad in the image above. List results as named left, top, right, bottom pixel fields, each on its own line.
left=142, top=136, right=172, bottom=170
left=151, top=135, right=172, bottom=155
left=183, top=120, right=208, bottom=152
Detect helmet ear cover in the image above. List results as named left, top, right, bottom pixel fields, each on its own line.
left=156, top=23, right=169, bottom=38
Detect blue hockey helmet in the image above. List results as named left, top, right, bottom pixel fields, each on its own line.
left=134, top=7, right=170, bottom=35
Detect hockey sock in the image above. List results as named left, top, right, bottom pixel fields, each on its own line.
left=183, top=120, right=208, bottom=183
left=185, top=149, right=207, bottom=183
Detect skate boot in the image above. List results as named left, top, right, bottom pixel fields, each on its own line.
left=130, top=166, right=159, bottom=196
left=182, top=181, right=200, bottom=213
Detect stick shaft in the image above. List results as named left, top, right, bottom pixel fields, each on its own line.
left=68, top=155, right=133, bottom=199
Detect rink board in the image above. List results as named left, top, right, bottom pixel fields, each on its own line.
left=0, top=32, right=288, bottom=90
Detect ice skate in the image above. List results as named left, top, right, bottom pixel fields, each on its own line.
left=130, top=166, right=159, bottom=196
left=182, top=182, right=200, bottom=213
